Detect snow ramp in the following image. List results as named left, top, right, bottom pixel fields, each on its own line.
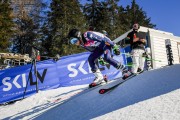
left=35, top=64, right=180, bottom=120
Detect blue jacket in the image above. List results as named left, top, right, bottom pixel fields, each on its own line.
left=81, top=31, right=115, bottom=52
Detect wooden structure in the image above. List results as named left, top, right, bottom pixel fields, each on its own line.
left=0, top=53, right=32, bottom=69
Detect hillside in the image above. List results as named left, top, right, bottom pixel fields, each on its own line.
left=1, top=64, right=180, bottom=120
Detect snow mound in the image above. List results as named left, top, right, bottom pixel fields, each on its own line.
left=35, top=65, right=180, bottom=120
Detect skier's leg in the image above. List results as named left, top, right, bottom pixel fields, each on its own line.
left=88, top=49, right=104, bottom=84
left=103, top=46, right=120, bottom=68
left=139, top=49, right=146, bottom=71
left=103, top=46, right=133, bottom=79
left=131, top=49, right=139, bottom=74
left=88, top=49, right=103, bottom=72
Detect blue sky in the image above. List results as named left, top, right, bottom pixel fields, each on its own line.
left=119, top=0, right=180, bottom=36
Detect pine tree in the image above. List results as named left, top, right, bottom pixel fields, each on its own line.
left=124, top=0, right=156, bottom=28
left=83, top=0, right=104, bottom=31
left=0, top=0, right=14, bottom=52
left=11, top=0, right=45, bottom=55
left=12, top=17, right=38, bottom=54
left=44, top=0, right=86, bottom=56
left=104, top=0, right=121, bottom=39
left=96, top=1, right=111, bottom=32
left=31, top=0, right=49, bottom=55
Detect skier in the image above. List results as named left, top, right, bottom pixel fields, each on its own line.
left=68, top=29, right=133, bottom=86
left=125, top=23, right=147, bottom=73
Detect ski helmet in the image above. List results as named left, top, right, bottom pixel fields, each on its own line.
left=68, top=29, right=81, bottom=44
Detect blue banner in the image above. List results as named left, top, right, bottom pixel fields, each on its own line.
left=56, top=51, right=125, bottom=86
left=0, top=59, right=60, bottom=104
left=0, top=50, right=126, bottom=104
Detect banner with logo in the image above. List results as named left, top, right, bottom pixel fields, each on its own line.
left=56, top=51, right=126, bottom=86
left=0, top=50, right=126, bottom=104
left=0, top=60, right=60, bottom=104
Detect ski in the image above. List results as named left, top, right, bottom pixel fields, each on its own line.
left=99, top=71, right=144, bottom=94
left=99, top=74, right=136, bottom=94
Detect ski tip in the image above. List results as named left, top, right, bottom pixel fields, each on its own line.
left=99, top=89, right=106, bottom=94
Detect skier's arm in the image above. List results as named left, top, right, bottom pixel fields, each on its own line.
left=139, top=38, right=146, bottom=45
left=133, top=38, right=139, bottom=42
left=134, top=32, right=147, bottom=44
left=133, top=38, right=146, bottom=46
left=86, top=31, right=115, bottom=47
left=85, top=31, right=120, bottom=55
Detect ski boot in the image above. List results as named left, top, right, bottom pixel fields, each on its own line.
left=137, top=68, right=144, bottom=74
left=117, top=64, right=133, bottom=80
left=89, top=69, right=104, bottom=88
left=122, top=70, right=133, bottom=80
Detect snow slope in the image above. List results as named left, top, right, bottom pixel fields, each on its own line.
left=1, top=64, right=180, bottom=120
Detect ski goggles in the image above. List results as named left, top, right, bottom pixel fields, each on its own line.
left=70, top=38, right=79, bottom=44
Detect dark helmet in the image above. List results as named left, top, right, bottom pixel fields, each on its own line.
left=68, top=29, right=81, bottom=39
left=132, top=23, right=140, bottom=31
left=68, top=29, right=81, bottom=44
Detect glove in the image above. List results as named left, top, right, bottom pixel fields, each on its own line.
left=98, top=57, right=108, bottom=66
left=113, top=44, right=120, bottom=55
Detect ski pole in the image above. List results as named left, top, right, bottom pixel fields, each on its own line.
left=121, top=53, right=162, bottom=62
left=145, top=58, right=162, bottom=62
left=125, top=64, right=133, bottom=66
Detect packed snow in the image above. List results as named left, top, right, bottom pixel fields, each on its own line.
left=0, top=64, right=180, bottom=120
